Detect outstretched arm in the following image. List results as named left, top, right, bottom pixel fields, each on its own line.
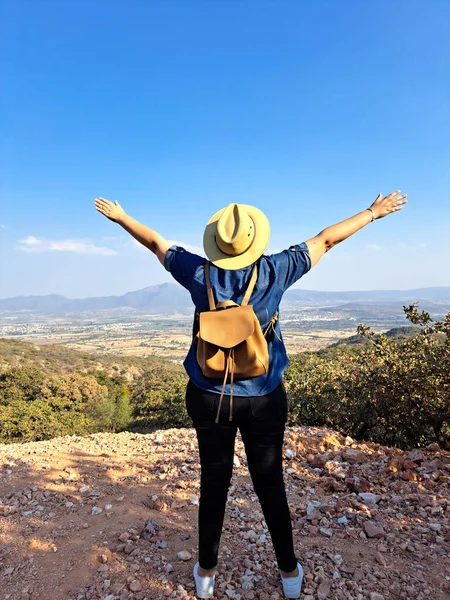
left=94, top=197, right=171, bottom=266
left=305, top=190, right=407, bottom=268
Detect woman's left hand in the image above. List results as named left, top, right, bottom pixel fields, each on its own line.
left=94, top=197, right=126, bottom=223
left=369, top=190, right=407, bottom=219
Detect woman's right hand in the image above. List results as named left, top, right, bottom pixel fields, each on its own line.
left=94, top=197, right=126, bottom=223
left=370, top=190, right=407, bottom=219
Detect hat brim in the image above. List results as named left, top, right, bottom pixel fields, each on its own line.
left=203, top=204, right=270, bottom=270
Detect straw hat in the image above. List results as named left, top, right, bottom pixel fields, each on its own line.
left=203, top=203, right=270, bottom=269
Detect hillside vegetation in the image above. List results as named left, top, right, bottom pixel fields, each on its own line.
left=285, top=303, right=450, bottom=449
left=0, top=303, right=448, bottom=449
left=0, top=338, right=189, bottom=443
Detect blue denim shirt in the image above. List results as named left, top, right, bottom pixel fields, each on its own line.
left=164, top=242, right=311, bottom=396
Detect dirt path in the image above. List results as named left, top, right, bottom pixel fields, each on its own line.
left=1, top=426, right=449, bottom=600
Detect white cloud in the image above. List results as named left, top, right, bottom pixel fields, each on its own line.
left=168, top=240, right=205, bottom=255
left=128, top=238, right=205, bottom=256
left=17, top=236, right=117, bottom=256
left=101, top=234, right=125, bottom=241
left=0, top=224, right=6, bottom=229
left=397, top=242, right=428, bottom=253
left=366, top=243, right=382, bottom=252
left=128, top=238, right=147, bottom=253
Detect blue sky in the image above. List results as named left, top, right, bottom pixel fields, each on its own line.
left=1, top=0, right=449, bottom=298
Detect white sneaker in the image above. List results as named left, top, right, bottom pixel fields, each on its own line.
left=193, top=561, right=216, bottom=598
left=280, top=562, right=304, bottom=599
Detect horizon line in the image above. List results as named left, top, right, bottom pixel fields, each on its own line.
left=1, top=283, right=450, bottom=302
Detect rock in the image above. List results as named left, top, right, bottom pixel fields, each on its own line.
left=144, top=496, right=167, bottom=511
left=345, top=477, right=360, bottom=492
left=313, top=454, right=328, bottom=468
left=403, top=460, right=418, bottom=470
left=358, top=477, right=372, bottom=492
left=322, top=433, right=343, bottom=448
left=129, top=580, right=142, bottom=592
left=91, top=506, right=103, bottom=515
left=177, top=550, right=192, bottom=561
left=142, top=518, right=159, bottom=539
left=407, top=449, right=425, bottom=463
left=246, top=529, right=259, bottom=542
left=402, top=469, right=418, bottom=482
left=363, top=521, right=385, bottom=539
left=422, top=458, right=442, bottom=472
left=370, top=594, right=385, bottom=600
left=341, top=448, right=366, bottom=464
left=320, top=528, right=333, bottom=538
left=324, top=460, right=346, bottom=478
left=358, top=493, right=380, bottom=504
left=306, top=502, right=322, bottom=520
left=337, top=516, right=348, bottom=525
left=97, top=564, right=108, bottom=572
left=426, top=442, right=440, bottom=452
left=386, top=456, right=404, bottom=473
left=317, top=579, right=331, bottom=598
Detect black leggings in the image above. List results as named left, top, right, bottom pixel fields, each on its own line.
left=185, top=379, right=298, bottom=572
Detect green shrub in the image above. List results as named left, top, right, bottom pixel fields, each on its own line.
left=129, top=368, right=189, bottom=429
left=0, top=397, right=94, bottom=443
left=0, top=366, right=133, bottom=443
left=285, top=303, right=450, bottom=449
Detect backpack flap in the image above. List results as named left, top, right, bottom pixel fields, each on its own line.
left=199, top=305, right=255, bottom=348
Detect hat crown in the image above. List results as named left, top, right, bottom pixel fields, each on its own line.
left=215, top=204, right=255, bottom=256
left=203, top=202, right=270, bottom=270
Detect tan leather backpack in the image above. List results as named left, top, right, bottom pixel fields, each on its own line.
left=195, top=261, right=278, bottom=423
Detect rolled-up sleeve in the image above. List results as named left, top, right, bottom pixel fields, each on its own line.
left=269, top=242, right=312, bottom=292
left=164, top=245, right=206, bottom=292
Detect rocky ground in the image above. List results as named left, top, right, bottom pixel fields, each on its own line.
left=1, top=426, right=449, bottom=600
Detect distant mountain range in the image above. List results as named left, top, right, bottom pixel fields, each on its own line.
left=0, top=284, right=449, bottom=314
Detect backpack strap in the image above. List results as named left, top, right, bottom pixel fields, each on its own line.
left=205, top=260, right=258, bottom=309
left=204, top=261, right=216, bottom=310
left=241, top=263, right=258, bottom=306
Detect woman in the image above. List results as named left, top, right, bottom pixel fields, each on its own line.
left=94, top=191, right=406, bottom=599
